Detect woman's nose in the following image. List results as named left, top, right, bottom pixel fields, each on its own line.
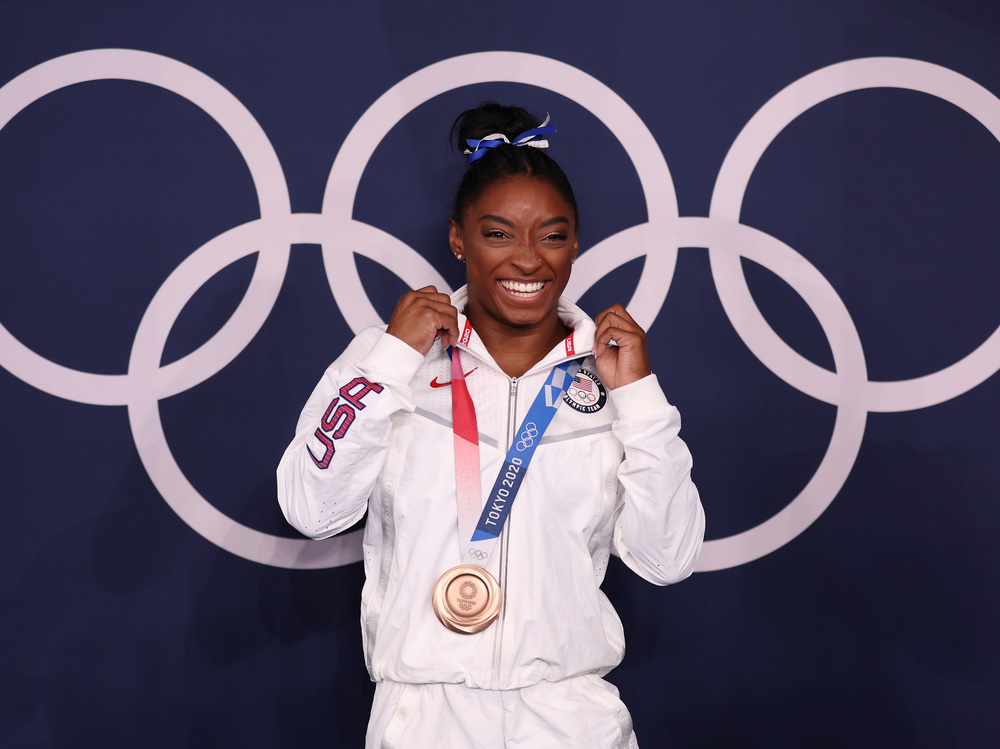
left=510, top=239, right=539, bottom=272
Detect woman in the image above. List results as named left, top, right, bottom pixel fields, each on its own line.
left=277, top=103, right=705, bottom=748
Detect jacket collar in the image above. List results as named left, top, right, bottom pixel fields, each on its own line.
left=450, top=285, right=595, bottom=376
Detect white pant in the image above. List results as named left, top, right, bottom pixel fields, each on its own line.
left=366, top=675, right=640, bottom=749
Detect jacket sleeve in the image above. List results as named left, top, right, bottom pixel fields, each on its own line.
left=276, top=328, right=425, bottom=540
left=609, top=374, right=706, bottom=585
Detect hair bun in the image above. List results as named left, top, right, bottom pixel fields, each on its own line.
left=451, top=102, right=542, bottom=155
left=448, top=101, right=578, bottom=229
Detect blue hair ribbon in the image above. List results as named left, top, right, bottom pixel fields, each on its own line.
left=464, top=116, right=557, bottom=163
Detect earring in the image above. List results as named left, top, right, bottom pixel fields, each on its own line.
left=455, top=253, right=464, bottom=262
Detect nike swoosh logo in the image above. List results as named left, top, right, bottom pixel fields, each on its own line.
left=430, top=367, right=478, bottom=388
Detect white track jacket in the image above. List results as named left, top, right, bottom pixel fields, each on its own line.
left=277, top=288, right=705, bottom=691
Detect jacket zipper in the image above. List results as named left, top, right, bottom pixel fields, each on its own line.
left=491, top=374, right=518, bottom=687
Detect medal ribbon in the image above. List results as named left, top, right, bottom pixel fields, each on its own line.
left=450, top=347, right=581, bottom=567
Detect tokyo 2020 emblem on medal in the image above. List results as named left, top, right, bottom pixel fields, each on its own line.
left=432, top=565, right=502, bottom=634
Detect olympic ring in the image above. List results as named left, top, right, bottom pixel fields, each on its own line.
left=569, top=387, right=598, bottom=404
left=3, top=51, right=1000, bottom=573
left=468, top=548, right=489, bottom=560
left=515, top=423, right=540, bottom=451
left=323, top=52, right=680, bottom=332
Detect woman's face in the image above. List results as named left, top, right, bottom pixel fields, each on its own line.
left=449, top=175, right=578, bottom=337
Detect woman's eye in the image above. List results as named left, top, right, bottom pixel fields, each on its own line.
left=484, top=230, right=507, bottom=239
left=545, top=233, right=568, bottom=242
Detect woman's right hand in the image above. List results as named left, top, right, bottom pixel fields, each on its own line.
left=386, top=286, right=460, bottom=355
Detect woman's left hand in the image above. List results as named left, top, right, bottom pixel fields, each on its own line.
left=593, top=304, right=652, bottom=390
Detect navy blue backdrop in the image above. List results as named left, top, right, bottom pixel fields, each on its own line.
left=2, top=1, right=1000, bottom=746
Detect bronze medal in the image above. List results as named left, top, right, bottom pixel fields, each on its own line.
left=432, top=565, right=502, bottom=634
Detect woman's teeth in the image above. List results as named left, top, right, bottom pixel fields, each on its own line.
left=500, top=280, right=545, bottom=296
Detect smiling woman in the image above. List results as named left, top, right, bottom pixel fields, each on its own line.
left=276, top=102, right=705, bottom=749
left=449, top=174, right=578, bottom=377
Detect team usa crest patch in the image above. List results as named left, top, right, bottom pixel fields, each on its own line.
left=563, top=368, right=608, bottom=413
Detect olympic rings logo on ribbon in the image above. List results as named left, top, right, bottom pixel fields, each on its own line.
left=3, top=50, right=1000, bottom=572
left=515, top=423, right=540, bottom=452
left=468, top=549, right=489, bottom=561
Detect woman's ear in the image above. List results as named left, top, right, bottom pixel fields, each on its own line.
left=449, top=219, right=465, bottom=261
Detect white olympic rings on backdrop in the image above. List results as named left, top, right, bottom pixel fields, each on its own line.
left=2, top=50, right=1000, bottom=570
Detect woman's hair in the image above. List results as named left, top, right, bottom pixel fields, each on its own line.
left=450, top=102, right=579, bottom=229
